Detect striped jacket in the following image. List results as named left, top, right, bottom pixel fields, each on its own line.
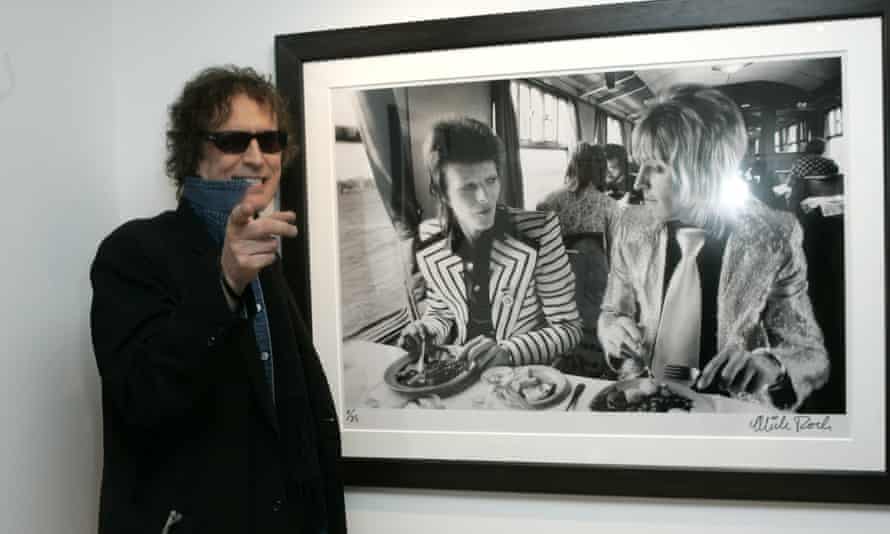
left=416, top=207, right=582, bottom=366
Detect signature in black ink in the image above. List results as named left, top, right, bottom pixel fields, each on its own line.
left=749, top=415, right=832, bottom=433
left=345, top=409, right=358, bottom=424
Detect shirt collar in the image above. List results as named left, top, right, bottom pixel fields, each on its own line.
left=446, top=205, right=513, bottom=253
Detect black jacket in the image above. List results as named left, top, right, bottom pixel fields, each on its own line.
left=90, top=202, right=345, bottom=533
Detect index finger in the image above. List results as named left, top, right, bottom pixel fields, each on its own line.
left=697, top=350, right=729, bottom=389
left=249, top=217, right=299, bottom=239
left=229, top=201, right=256, bottom=227
left=263, top=210, right=297, bottom=224
left=615, top=318, right=642, bottom=346
left=457, top=336, right=486, bottom=360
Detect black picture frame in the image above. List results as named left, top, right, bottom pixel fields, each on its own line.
left=275, top=0, right=890, bottom=505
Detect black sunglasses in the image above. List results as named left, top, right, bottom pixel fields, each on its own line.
left=204, top=130, right=288, bottom=154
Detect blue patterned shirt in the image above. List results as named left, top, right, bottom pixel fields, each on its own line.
left=181, top=177, right=276, bottom=402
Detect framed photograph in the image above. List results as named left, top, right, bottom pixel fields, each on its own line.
left=275, top=0, right=889, bottom=503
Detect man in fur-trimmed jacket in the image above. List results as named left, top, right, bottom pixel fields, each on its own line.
left=598, top=85, right=828, bottom=410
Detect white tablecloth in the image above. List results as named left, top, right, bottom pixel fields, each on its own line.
left=341, top=339, right=763, bottom=413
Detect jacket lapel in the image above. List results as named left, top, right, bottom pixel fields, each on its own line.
left=490, top=236, right=536, bottom=341
left=640, top=226, right=667, bottom=361
left=717, top=220, right=775, bottom=351
left=174, top=201, right=216, bottom=256
left=173, top=201, right=280, bottom=433
left=418, top=241, right=468, bottom=340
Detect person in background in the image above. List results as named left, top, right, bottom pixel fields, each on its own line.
left=536, top=142, right=620, bottom=240
left=744, top=152, right=767, bottom=184
left=90, top=66, right=345, bottom=533
left=604, top=143, right=633, bottom=200
left=399, top=117, right=582, bottom=368
left=536, top=142, right=622, bottom=376
left=788, top=138, right=839, bottom=183
left=598, top=84, right=828, bottom=410
left=787, top=137, right=841, bottom=213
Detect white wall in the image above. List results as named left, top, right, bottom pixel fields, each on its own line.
left=108, top=0, right=607, bottom=219
left=2, top=0, right=887, bottom=533
left=108, top=1, right=890, bottom=532
left=1, top=2, right=114, bottom=533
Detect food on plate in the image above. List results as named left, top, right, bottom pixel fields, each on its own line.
left=481, top=366, right=514, bottom=386
left=521, top=381, right=557, bottom=403
left=507, top=367, right=557, bottom=404
left=601, top=378, right=694, bottom=412
left=394, top=345, right=471, bottom=388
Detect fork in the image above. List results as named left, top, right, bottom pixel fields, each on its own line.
left=662, top=364, right=699, bottom=383
left=415, top=336, right=427, bottom=373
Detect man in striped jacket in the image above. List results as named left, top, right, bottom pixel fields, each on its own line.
left=399, top=117, right=582, bottom=367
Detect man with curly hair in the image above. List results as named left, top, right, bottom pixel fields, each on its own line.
left=399, top=117, right=582, bottom=368
left=90, top=66, right=345, bottom=533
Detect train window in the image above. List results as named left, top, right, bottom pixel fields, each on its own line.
left=825, top=106, right=843, bottom=138
left=511, top=80, right=579, bottom=208
left=510, top=80, right=576, bottom=147
left=606, top=116, right=623, bottom=145
left=517, top=82, right=531, bottom=140
left=332, top=91, right=413, bottom=343
left=558, top=99, right=575, bottom=147
left=542, top=92, right=558, bottom=141
left=774, top=121, right=808, bottom=153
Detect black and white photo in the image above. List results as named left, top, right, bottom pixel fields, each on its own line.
left=279, top=4, right=886, bottom=494
left=333, top=57, right=846, bottom=416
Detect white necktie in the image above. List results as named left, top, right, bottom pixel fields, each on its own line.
left=652, top=227, right=706, bottom=379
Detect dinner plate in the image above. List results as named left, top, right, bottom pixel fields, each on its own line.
left=383, top=346, right=479, bottom=398
left=589, top=377, right=716, bottom=413
left=502, top=365, right=571, bottom=409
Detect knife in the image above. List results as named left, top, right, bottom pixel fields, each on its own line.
left=565, top=383, right=586, bottom=411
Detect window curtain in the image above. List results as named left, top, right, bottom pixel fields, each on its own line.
left=492, top=80, right=525, bottom=208
left=621, top=120, right=634, bottom=155
left=353, top=89, right=424, bottom=325
left=576, top=102, right=597, bottom=143
left=574, top=103, right=584, bottom=142
left=352, top=89, right=422, bottom=239
left=592, top=108, right=608, bottom=145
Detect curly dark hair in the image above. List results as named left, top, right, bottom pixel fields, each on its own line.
left=423, top=116, right=506, bottom=234
left=165, top=65, right=296, bottom=196
left=424, top=116, right=506, bottom=198
left=604, top=143, right=628, bottom=174
left=565, top=142, right=606, bottom=192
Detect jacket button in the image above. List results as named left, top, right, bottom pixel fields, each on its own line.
left=272, top=498, right=284, bottom=512
left=207, top=336, right=216, bottom=346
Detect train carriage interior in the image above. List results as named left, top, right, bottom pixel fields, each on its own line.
left=332, top=56, right=845, bottom=412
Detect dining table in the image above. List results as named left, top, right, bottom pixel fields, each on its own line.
left=341, top=339, right=765, bottom=413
